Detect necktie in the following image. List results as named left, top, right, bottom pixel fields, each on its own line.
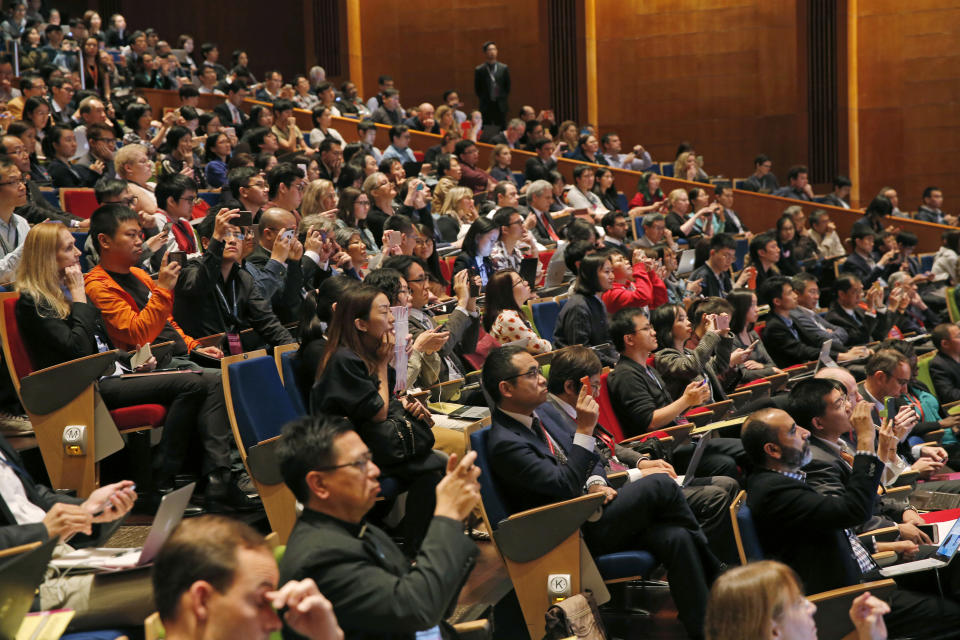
left=540, top=211, right=560, bottom=242
left=534, top=417, right=566, bottom=464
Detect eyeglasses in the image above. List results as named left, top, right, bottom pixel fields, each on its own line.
left=0, top=177, right=26, bottom=186
left=246, top=180, right=266, bottom=189
left=503, top=366, right=540, bottom=382
left=355, top=199, right=370, bottom=206
left=121, top=195, right=140, bottom=207
left=406, top=276, right=428, bottom=285
left=314, top=450, right=374, bottom=473
left=92, top=137, right=117, bottom=145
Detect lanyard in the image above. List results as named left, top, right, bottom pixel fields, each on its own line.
left=0, top=219, right=17, bottom=255
left=215, top=279, right=239, bottom=321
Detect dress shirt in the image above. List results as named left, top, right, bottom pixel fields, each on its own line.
left=381, top=144, right=416, bottom=164
left=602, top=151, right=653, bottom=171
left=549, top=393, right=643, bottom=483
left=0, top=451, right=47, bottom=524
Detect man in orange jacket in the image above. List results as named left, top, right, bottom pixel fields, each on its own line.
left=85, top=203, right=258, bottom=512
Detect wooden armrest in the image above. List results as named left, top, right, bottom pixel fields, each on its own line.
left=619, top=423, right=693, bottom=445
left=20, top=350, right=119, bottom=415
left=496, top=493, right=605, bottom=563
left=871, top=551, right=897, bottom=567
left=195, top=332, right=225, bottom=348
left=883, top=485, right=913, bottom=496
left=892, top=469, right=919, bottom=487
left=246, top=435, right=284, bottom=485
left=452, top=620, right=491, bottom=640
left=927, top=429, right=946, bottom=442
left=809, top=578, right=896, bottom=603
left=0, top=540, right=41, bottom=559
left=858, top=526, right=900, bottom=542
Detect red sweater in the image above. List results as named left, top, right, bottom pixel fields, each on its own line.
left=602, top=262, right=668, bottom=314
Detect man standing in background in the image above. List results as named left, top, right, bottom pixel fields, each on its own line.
left=474, top=41, right=510, bottom=130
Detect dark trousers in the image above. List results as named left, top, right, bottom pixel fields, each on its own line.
left=683, top=475, right=741, bottom=564
left=673, top=437, right=747, bottom=481
left=585, top=473, right=719, bottom=639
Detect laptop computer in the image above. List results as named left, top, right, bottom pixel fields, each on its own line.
left=676, top=250, right=696, bottom=276
left=675, top=431, right=713, bottom=488
left=880, top=516, right=960, bottom=577
left=50, top=483, right=195, bottom=573
left=0, top=537, right=57, bottom=640
left=790, top=339, right=835, bottom=382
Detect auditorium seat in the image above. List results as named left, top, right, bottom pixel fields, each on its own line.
left=597, top=371, right=625, bottom=442
left=273, top=342, right=307, bottom=416
left=529, top=297, right=566, bottom=343
left=60, top=188, right=99, bottom=219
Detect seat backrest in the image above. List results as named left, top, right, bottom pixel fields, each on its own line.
left=462, top=329, right=500, bottom=371
left=60, top=189, right=100, bottom=220
left=226, top=355, right=299, bottom=451
left=530, top=300, right=560, bottom=343
left=948, top=287, right=960, bottom=323
left=279, top=350, right=307, bottom=416
left=597, top=371, right=625, bottom=442
left=469, top=426, right=509, bottom=529
left=730, top=490, right=764, bottom=565
left=0, top=294, right=34, bottom=382
left=918, top=353, right=936, bottom=400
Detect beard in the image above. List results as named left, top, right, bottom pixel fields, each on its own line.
left=781, top=442, right=812, bottom=469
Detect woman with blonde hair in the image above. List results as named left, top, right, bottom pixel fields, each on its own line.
left=487, top=143, right=516, bottom=184
left=674, top=150, right=708, bottom=183
left=435, top=104, right=457, bottom=134
left=705, top=560, right=888, bottom=640
left=115, top=143, right=158, bottom=212
left=556, top=120, right=579, bottom=155
left=301, top=179, right=338, bottom=220
left=436, top=186, right=477, bottom=243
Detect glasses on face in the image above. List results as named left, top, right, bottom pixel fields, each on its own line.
left=224, top=230, right=245, bottom=240
left=504, top=366, right=540, bottom=382
left=355, top=199, right=370, bottom=206
left=315, top=450, right=374, bottom=473
left=294, top=181, right=306, bottom=192
left=246, top=180, right=266, bottom=189
left=92, top=137, right=117, bottom=145
left=0, top=176, right=26, bottom=187
left=121, top=195, right=139, bottom=207
left=177, top=196, right=196, bottom=204
left=406, top=275, right=428, bottom=285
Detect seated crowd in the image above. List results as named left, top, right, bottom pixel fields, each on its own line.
left=1, top=5, right=960, bottom=640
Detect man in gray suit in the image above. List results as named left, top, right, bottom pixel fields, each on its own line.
left=789, top=273, right=850, bottom=347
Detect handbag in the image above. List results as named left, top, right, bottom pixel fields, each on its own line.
left=360, top=400, right=435, bottom=467
left=543, top=591, right=607, bottom=640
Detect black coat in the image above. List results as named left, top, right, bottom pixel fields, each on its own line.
left=824, top=302, right=892, bottom=346
left=553, top=293, right=618, bottom=366
left=930, top=353, right=960, bottom=404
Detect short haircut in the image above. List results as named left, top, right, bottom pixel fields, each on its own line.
left=525, top=178, right=552, bottom=201
left=454, top=139, right=476, bottom=157
left=788, top=378, right=841, bottom=430
left=228, top=167, right=258, bottom=199
left=89, top=203, right=140, bottom=252
left=276, top=414, right=355, bottom=503
left=643, top=212, right=665, bottom=227
left=546, top=346, right=602, bottom=396
left=865, top=349, right=906, bottom=377
left=493, top=181, right=514, bottom=201
left=610, top=307, right=645, bottom=352
left=482, top=345, right=527, bottom=405
left=923, top=186, right=941, bottom=200
left=382, top=88, right=399, bottom=100
left=357, top=118, right=376, bottom=134
left=87, top=122, right=113, bottom=141
left=786, top=165, right=808, bottom=181
left=266, top=162, right=304, bottom=198
left=378, top=75, right=393, bottom=85
left=791, top=272, right=818, bottom=292
left=178, top=85, right=199, bottom=99
left=710, top=233, right=736, bottom=252
left=754, top=154, right=770, bottom=166
left=896, top=231, right=918, bottom=247
left=833, top=175, right=851, bottom=188
left=388, top=124, right=408, bottom=143
left=153, top=515, right=270, bottom=623
left=741, top=410, right=782, bottom=467
left=601, top=210, right=625, bottom=231
left=932, top=323, right=955, bottom=355
left=364, top=267, right=405, bottom=306
left=94, top=177, right=128, bottom=204
left=200, top=42, right=218, bottom=58
left=564, top=218, right=597, bottom=243
left=156, top=173, right=197, bottom=211
left=383, top=213, right=414, bottom=235
left=381, top=254, right=426, bottom=280
left=850, top=226, right=875, bottom=241
left=757, top=275, right=792, bottom=308
left=572, top=164, right=593, bottom=181
left=272, top=98, right=294, bottom=114
left=492, top=206, right=520, bottom=230
left=808, top=208, right=828, bottom=225
left=833, top=274, right=860, bottom=294
left=318, top=137, right=341, bottom=155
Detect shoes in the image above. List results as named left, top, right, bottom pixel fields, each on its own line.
left=204, top=468, right=262, bottom=512
left=235, top=470, right=260, bottom=498
left=0, top=411, right=32, bottom=436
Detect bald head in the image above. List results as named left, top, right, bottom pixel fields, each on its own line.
left=417, top=103, right=435, bottom=126
left=741, top=407, right=805, bottom=469
left=257, top=208, right=297, bottom=250
left=816, top=367, right=861, bottom=403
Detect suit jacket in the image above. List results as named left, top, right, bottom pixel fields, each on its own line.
left=473, top=62, right=510, bottom=112
left=745, top=453, right=884, bottom=594
left=0, top=433, right=115, bottom=549
left=553, top=293, right=618, bottom=366
left=488, top=404, right=605, bottom=515
left=607, top=355, right=674, bottom=438
left=929, top=353, right=960, bottom=405
left=789, top=307, right=850, bottom=347
left=528, top=207, right=560, bottom=245
left=244, top=243, right=318, bottom=323
left=817, top=193, right=850, bottom=209
left=523, top=156, right=556, bottom=184
left=75, top=152, right=117, bottom=183
left=279, top=508, right=477, bottom=640
left=689, top=264, right=731, bottom=299
left=654, top=331, right=740, bottom=402
left=762, top=312, right=839, bottom=368
left=824, top=302, right=892, bottom=346
left=17, top=178, right=79, bottom=225
left=840, top=252, right=887, bottom=287
left=47, top=157, right=90, bottom=188
left=213, top=102, right=249, bottom=132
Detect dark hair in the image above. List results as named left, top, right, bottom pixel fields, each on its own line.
left=833, top=175, right=852, bottom=189
left=378, top=156, right=401, bottom=176
left=788, top=378, right=842, bottom=431
left=650, top=304, right=682, bottom=352
left=754, top=154, right=770, bottom=167
left=600, top=209, right=625, bottom=233
left=564, top=218, right=597, bottom=243
left=90, top=203, right=139, bottom=252
left=179, top=106, right=199, bottom=122
left=572, top=164, right=594, bottom=181
left=156, top=173, right=197, bottom=211
left=864, top=195, right=893, bottom=219
left=564, top=239, right=595, bottom=275
left=203, top=132, right=229, bottom=162
left=318, top=137, right=341, bottom=156
left=483, top=269, right=523, bottom=333
left=786, top=165, right=808, bottom=182
left=923, top=186, right=941, bottom=201
left=388, top=124, right=408, bottom=144
left=266, top=162, right=304, bottom=199
left=833, top=274, right=861, bottom=295
left=633, top=172, right=663, bottom=204
left=124, top=102, right=151, bottom=131
left=384, top=213, right=414, bottom=235
left=710, top=233, right=737, bottom=252
left=896, top=231, right=918, bottom=248
left=227, top=167, right=258, bottom=199
left=153, top=515, right=270, bottom=623
left=357, top=118, right=376, bottom=135
left=381, top=254, right=426, bottom=282
left=364, top=267, right=406, bottom=305
left=40, top=124, right=71, bottom=159
left=932, top=323, right=955, bottom=355
left=336, top=187, right=366, bottom=228
left=178, top=85, right=200, bottom=100
left=776, top=214, right=796, bottom=246
left=741, top=410, right=782, bottom=467
left=272, top=99, right=294, bottom=115
left=610, top=307, right=645, bottom=352
left=749, top=231, right=777, bottom=267
left=492, top=206, right=520, bottom=232
left=547, top=346, right=602, bottom=396
left=757, top=275, right=792, bottom=308
left=575, top=252, right=610, bottom=296
left=460, top=217, right=498, bottom=260
left=165, top=125, right=192, bottom=154
left=276, top=414, right=355, bottom=503
left=93, top=177, right=128, bottom=205
left=454, top=139, right=476, bottom=158
left=865, top=349, right=906, bottom=377
left=482, top=344, right=527, bottom=404
left=727, top=289, right=755, bottom=335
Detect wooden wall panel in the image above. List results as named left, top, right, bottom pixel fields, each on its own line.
left=354, top=0, right=550, bottom=119
left=592, top=0, right=808, bottom=186
left=856, top=4, right=960, bottom=212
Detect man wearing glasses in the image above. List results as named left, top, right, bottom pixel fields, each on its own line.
left=75, top=122, right=118, bottom=184
left=0, top=134, right=87, bottom=228
left=483, top=343, right=721, bottom=640
left=278, top=414, right=480, bottom=639
left=0, top=156, right=29, bottom=281
left=48, top=77, right=76, bottom=125
left=156, top=173, right=202, bottom=257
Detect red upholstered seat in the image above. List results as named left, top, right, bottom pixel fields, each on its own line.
left=739, top=378, right=767, bottom=388
left=61, top=189, right=100, bottom=219
left=413, top=151, right=425, bottom=162
left=2, top=296, right=34, bottom=378
left=597, top=372, right=625, bottom=442
left=685, top=406, right=711, bottom=416
left=109, top=404, right=167, bottom=430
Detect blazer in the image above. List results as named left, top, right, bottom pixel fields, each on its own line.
left=488, top=404, right=605, bottom=516
left=607, top=355, right=674, bottom=438
left=473, top=62, right=510, bottom=112
left=824, top=302, right=892, bottom=346
left=47, top=157, right=90, bottom=188
left=408, top=307, right=478, bottom=385
left=929, top=353, right=960, bottom=405
left=553, top=293, right=618, bottom=366
left=279, top=508, right=477, bottom=640
left=789, top=307, right=850, bottom=347
left=745, top=453, right=884, bottom=594
left=761, top=312, right=840, bottom=369
left=213, top=102, right=249, bottom=132
left=654, top=331, right=739, bottom=402
left=689, top=263, right=732, bottom=299
left=16, top=178, right=79, bottom=226
left=523, top=156, right=556, bottom=184
left=840, top=252, right=887, bottom=287
left=452, top=253, right=495, bottom=290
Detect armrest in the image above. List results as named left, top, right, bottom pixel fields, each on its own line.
left=871, top=550, right=897, bottom=567
left=619, top=423, right=692, bottom=445
left=858, top=526, right=900, bottom=542
left=452, top=620, right=491, bottom=640
left=927, top=429, right=946, bottom=443
left=495, top=493, right=605, bottom=563
left=607, top=471, right=629, bottom=490
left=891, top=469, right=919, bottom=487
left=194, top=332, right=225, bottom=348
left=20, top=350, right=119, bottom=415
left=245, top=435, right=284, bottom=485
left=883, top=485, right=913, bottom=497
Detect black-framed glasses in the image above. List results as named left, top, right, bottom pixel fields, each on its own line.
left=121, top=195, right=140, bottom=207
left=406, top=276, right=428, bottom=284
left=0, top=177, right=26, bottom=186
left=315, top=450, right=373, bottom=472
left=504, top=366, right=539, bottom=382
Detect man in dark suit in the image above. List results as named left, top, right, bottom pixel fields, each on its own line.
left=824, top=275, right=893, bottom=346
left=474, top=41, right=510, bottom=130
left=742, top=406, right=960, bottom=637
left=816, top=175, right=852, bottom=209
left=840, top=227, right=897, bottom=287
left=0, top=134, right=87, bottom=227
left=213, top=82, right=251, bottom=132
left=689, top=233, right=739, bottom=298
left=277, top=414, right=479, bottom=640
left=757, top=276, right=866, bottom=369
left=930, top=323, right=960, bottom=404
left=524, top=139, right=558, bottom=184
left=483, top=344, right=720, bottom=639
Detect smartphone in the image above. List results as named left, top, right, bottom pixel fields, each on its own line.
left=748, top=339, right=760, bottom=350
left=884, top=396, right=899, bottom=420
left=224, top=126, right=236, bottom=137
left=92, top=483, right=136, bottom=516
left=468, top=267, right=480, bottom=298
left=168, top=251, right=187, bottom=267
left=385, top=230, right=401, bottom=249
left=234, top=210, right=253, bottom=227
left=319, top=229, right=328, bottom=242
left=281, top=229, right=296, bottom=242
left=416, top=182, right=424, bottom=191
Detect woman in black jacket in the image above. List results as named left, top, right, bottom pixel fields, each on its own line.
left=553, top=251, right=619, bottom=366
left=452, top=216, right=498, bottom=290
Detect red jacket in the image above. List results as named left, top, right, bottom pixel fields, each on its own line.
left=602, top=262, right=668, bottom=314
